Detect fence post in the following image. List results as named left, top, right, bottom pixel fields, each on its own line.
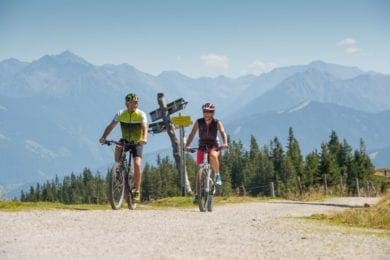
left=356, top=178, right=360, bottom=196
left=297, top=176, right=303, bottom=196
left=269, top=182, right=275, bottom=198
left=369, top=182, right=377, bottom=197
left=323, top=174, right=328, bottom=195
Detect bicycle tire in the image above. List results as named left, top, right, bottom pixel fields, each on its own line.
left=108, top=164, right=125, bottom=210
left=197, top=168, right=209, bottom=212
left=207, top=179, right=214, bottom=212
left=125, top=170, right=137, bottom=210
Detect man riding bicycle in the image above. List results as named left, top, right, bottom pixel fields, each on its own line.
left=99, top=93, right=148, bottom=202
left=185, top=102, right=228, bottom=201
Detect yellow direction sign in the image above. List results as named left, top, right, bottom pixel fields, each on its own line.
left=171, top=115, right=192, bottom=127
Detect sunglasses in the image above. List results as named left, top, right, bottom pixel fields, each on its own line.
left=203, top=110, right=214, bottom=113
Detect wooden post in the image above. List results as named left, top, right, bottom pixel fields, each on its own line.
left=269, top=182, right=275, bottom=198
left=356, top=178, right=360, bottom=196
left=369, top=182, right=377, bottom=197
left=297, top=176, right=303, bottom=196
left=323, top=174, right=328, bottom=195
left=157, top=93, right=192, bottom=195
left=365, top=180, right=369, bottom=197
left=178, top=120, right=191, bottom=196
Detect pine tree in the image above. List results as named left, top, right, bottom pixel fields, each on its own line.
left=303, top=151, right=320, bottom=189
left=319, top=142, right=339, bottom=187
left=270, top=137, right=284, bottom=196
left=225, top=140, right=245, bottom=194
left=141, top=164, right=153, bottom=201
left=353, top=139, right=374, bottom=184
left=286, top=127, right=303, bottom=194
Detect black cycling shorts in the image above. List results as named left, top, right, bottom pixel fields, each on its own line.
left=118, top=139, right=143, bottom=158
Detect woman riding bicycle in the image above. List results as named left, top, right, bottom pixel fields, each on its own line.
left=185, top=102, right=228, bottom=200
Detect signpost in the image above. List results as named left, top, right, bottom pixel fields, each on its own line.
left=148, top=93, right=192, bottom=196
left=148, top=121, right=166, bottom=134
left=171, top=115, right=192, bottom=127
left=149, top=98, right=188, bottom=123
left=171, top=114, right=192, bottom=196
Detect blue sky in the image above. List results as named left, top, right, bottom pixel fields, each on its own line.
left=0, top=0, right=389, bottom=78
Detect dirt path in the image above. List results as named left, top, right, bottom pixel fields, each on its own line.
left=0, top=197, right=389, bottom=259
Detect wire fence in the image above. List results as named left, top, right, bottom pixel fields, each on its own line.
left=232, top=177, right=381, bottom=198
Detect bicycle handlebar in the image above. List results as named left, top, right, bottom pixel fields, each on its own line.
left=103, top=140, right=139, bottom=146
left=186, top=146, right=226, bottom=153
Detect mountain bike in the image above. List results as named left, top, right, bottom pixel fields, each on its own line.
left=104, top=140, right=137, bottom=210
left=188, top=147, right=220, bottom=212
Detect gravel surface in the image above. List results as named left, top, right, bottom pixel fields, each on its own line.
left=0, top=197, right=389, bottom=259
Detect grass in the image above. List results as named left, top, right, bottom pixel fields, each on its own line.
left=309, top=194, right=390, bottom=231
left=0, top=200, right=110, bottom=211
left=374, top=168, right=390, bottom=177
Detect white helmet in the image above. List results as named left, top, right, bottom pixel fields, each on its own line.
left=202, top=102, right=215, bottom=111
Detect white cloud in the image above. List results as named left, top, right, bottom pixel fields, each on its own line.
left=0, top=133, right=10, bottom=141
left=25, top=139, right=58, bottom=159
left=337, top=38, right=356, bottom=46
left=345, top=47, right=362, bottom=54
left=200, top=53, right=229, bottom=70
left=247, top=60, right=277, bottom=75
left=337, top=37, right=362, bottom=55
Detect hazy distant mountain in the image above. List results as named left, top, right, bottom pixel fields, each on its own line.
left=230, top=60, right=366, bottom=116
left=370, top=145, right=390, bottom=168
left=230, top=68, right=390, bottom=120
left=1, top=51, right=389, bottom=198
left=226, top=100, right=390, bottom=156
left=0, top=58, right=29, bottom=80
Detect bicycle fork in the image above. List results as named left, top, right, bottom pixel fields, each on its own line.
left=204, top=167, right=214, bottom=193
left=204, top=166, right=215, bottom=212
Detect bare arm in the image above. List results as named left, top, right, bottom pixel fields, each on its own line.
left=99, top=120, right=118, bottom=144
left=140, top=122, right=148, bottom=145
left=217, top=120, right=228, bottom=148
left=185, top=121, right=199, bottom=150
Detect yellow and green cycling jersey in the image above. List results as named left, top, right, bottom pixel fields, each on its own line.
left=114, top=108, right=147, bottom=143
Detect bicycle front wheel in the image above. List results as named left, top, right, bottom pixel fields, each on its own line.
left=108, top=164, right=125, bottom=210
left=125, top=171, right=137, bottom=210
left=197, top=168, right=211, bottom=212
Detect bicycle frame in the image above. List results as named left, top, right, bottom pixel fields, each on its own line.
left=104, top=140, right=137, bottom=210
left=199, top=150, right=213, bottom=193
left=189, top=147, right=216, bottom=212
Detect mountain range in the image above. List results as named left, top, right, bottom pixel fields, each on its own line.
left=1, top=51, right=389, bottom=198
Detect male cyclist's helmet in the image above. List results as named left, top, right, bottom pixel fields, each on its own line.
left=125, top=93, right=138, bottom=102
left=202, top=102, right=215, bottom=111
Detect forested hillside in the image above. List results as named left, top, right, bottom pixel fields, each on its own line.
left=21, top=129, right=385, bottom=203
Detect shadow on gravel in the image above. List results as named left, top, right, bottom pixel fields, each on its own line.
left=269, top=201, right=368, bottom=209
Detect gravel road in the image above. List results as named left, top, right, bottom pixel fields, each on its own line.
left=0, top=197, right=389, bottom=259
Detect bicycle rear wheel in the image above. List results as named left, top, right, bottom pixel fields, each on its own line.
left=108, top=164, right=125, bottom=210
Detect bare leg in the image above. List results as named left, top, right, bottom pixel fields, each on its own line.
left=114, top=145, right=122, bottom=163
left=209, top=150, right=220, bottom=173
left=133, top=156, right=142, bottom=192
